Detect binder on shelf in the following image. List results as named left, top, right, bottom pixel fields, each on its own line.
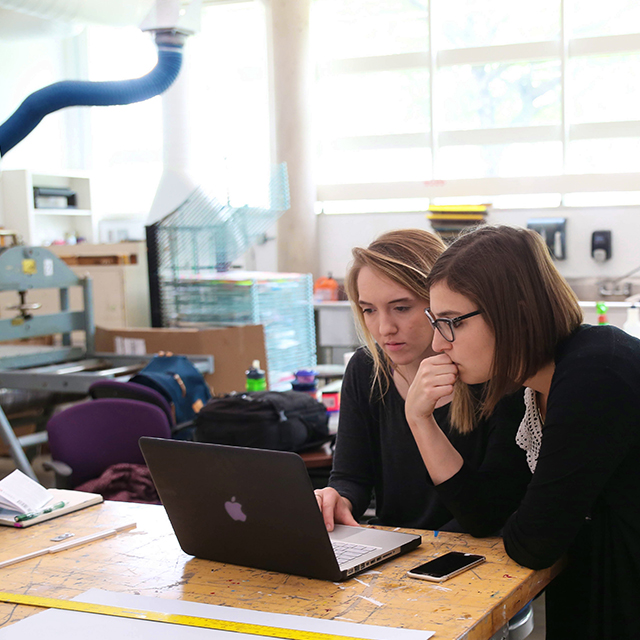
left=426, top=204, right=490, bottom=243
left=33, top=186, right=77, bottom=209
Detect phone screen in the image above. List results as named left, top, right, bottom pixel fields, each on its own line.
left=407, top=552, right=485, bottom=581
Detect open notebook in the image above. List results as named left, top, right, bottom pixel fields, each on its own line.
left=0, top=470, right=103, bottom=528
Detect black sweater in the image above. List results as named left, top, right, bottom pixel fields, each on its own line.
left=329, top=347, right=530, bottom=532
left=438, top=325, right=640, bottom=639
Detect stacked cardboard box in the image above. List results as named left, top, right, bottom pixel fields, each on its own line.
left=94, top=325, right=267, bottom=396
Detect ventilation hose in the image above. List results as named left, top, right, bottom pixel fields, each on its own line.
left=0, top=36, right=183, bottom=157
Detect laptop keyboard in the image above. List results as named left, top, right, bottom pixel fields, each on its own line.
left=331, top=540, right=379, bottom=565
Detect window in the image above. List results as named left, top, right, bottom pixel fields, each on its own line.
left=312, top=0, right=640, bottom=212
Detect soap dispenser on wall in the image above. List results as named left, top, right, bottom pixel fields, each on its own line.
left=591, top=230, right=612, bottom=262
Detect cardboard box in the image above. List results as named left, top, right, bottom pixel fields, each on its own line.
left=94, top=325, right=267, bottom=396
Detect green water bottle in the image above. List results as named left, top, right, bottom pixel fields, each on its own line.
left=246, top=359, right=267, bottom=392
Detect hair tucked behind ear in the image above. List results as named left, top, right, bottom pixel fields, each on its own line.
left=345, top=229, right=446, bottom=400
left=427, top=225, right=583, bottom=433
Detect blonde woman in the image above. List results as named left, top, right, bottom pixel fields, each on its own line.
left=315, top=229, right=529, bottom=534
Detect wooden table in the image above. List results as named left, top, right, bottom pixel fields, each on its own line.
left=300, top=442, right=334, bottom=469
left=0, top=501, right=561, bottom=639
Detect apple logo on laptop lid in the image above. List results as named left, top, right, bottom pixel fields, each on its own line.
left=225, top=497, right=247, bottom=522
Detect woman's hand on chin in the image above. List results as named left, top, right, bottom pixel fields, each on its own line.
left=405, top=353, right=459, bottom=424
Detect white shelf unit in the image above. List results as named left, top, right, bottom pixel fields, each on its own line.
left=0, top=169, right=95, bottom=246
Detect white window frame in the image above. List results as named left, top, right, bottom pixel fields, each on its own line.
left=315, top=0, right=640, bottom=210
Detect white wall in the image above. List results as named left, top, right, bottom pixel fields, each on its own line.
left=316, top=206, right=640, bottom=330
left=318, top=207, right=640, bottom=282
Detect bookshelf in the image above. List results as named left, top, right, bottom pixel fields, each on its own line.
left=0, top=169, right=96, bottom=246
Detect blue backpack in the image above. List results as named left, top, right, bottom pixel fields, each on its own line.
left=131, top=355, right=212, bottom=427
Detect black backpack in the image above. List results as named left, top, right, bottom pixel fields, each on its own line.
left=194, top=390, right=331, bottom=453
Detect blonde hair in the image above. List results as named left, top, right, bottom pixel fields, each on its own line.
left=426, top=225, right=583, bottom=433
left=345, top=229, right=446, bottom=399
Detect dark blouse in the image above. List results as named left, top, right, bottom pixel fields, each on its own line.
left=329, top=347, right=530, bottom=532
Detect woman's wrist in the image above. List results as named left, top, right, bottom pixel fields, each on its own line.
left=406, top=412, right=438, bottom=435
left=406, top=414, right=464, bottom=485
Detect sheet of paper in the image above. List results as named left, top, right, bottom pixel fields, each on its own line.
left=0, top=589, right=434, bottom=639
left=115, top=336, right=147, bottom=355
left=0, top=470, right=51, bottom=514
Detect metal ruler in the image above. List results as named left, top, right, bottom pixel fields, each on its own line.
left=0, top=592, right=361, bottom=640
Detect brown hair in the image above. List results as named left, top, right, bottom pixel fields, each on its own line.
left=345, top=229, right=446, bottom=399
left=426, top=225, right=583, bottom=433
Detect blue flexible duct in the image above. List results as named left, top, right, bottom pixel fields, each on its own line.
left=0, top=42, right=183, bottom=157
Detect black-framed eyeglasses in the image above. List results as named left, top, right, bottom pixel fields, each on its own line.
left=424, top=308, right=482, bottom=343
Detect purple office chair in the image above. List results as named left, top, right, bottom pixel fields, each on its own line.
left=88, top=379, right=175, bottom=429
left=45, top=398, right=172, bottom=490
left=88, top=379, right=196, bottom=440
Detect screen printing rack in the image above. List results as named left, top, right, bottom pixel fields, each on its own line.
left=0, top=246, right=213, bottom=481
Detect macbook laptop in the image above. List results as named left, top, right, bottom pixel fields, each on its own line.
left=139, top=437, right=421, bottom=581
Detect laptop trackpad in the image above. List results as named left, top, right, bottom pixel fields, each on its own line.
left=330, top=524, right=392, bottom=551
left=331, top=525, right=370, bottom=541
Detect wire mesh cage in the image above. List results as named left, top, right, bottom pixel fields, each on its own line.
left=146, top=163, right=316, bottom=388
left=150, top=163, right=290, bottom=279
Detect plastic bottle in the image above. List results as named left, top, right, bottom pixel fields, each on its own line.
left=313, top=273, right=339, bottom=303
left=246, top=360, right=267, bottom=391
left=596, top=301, right=608, bottom=325
left=623, top=306, right=640, bottom=339
left=291, top=369, right=318, bottom=398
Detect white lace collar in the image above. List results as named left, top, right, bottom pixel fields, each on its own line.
left=515, top=387, right=544, bottom=473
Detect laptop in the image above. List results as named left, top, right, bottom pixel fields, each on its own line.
left=139, top=437, right=421, bottom=581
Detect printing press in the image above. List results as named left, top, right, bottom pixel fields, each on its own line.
left=0, top=245, right=213, bottom=480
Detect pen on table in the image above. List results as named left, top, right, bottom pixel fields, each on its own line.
left=14, top=501, right=67, bottom=523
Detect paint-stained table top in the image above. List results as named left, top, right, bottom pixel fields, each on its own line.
left=0, top=501, right=561, bottom=639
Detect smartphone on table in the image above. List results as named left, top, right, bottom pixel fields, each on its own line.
left=407, top=551, right=486, bottom=582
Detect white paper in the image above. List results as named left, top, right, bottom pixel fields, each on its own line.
left=0, top=470, right=51, bottom=514
left=0, top=589, right=434, bottom=639
left=114, top=336, right=147, bottom=356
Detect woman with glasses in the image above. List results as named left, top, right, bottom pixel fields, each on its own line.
left=314, top=228, right=530, bottom=535
left=406, top=224, right=640, bottom=638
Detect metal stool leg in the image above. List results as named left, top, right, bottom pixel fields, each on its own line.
left=0, top=407, right=38, bottom=481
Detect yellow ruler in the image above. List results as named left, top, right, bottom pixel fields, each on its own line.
left=0, top=592, right=361, bottom=640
